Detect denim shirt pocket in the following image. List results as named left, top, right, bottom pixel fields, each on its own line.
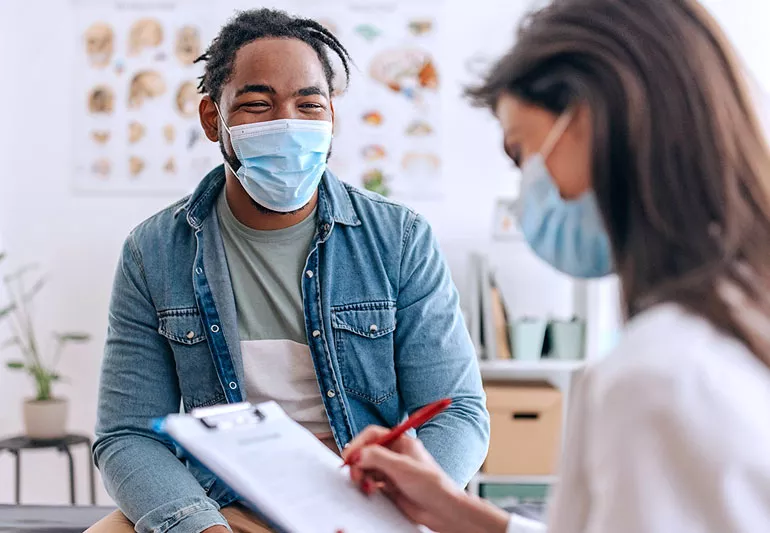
left=157, top=307, right=225, bottom=411
left=331, top=301, right=397, bottom=404
left=158, top=308, right=207, bottom=345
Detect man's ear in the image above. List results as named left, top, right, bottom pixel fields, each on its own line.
left=199, top=95, right=220, bottom=142
left=330, top=99, right=336, bottom=131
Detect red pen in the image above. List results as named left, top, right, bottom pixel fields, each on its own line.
left=341, top=398, right=452, bottom=468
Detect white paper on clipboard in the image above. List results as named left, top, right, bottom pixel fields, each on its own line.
left=161, top=401, right=422, bottom=533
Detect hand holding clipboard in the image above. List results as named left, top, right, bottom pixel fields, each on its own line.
left=159, top=401, right=434, bottom=533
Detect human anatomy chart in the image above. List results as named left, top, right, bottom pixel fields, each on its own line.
left=73, top=0, right=444, bottom=200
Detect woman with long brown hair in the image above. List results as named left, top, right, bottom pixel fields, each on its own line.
left=342, top=0, right=770, bottom=531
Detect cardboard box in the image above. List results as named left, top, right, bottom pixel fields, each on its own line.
left=483, top=381, right=563, bottom=476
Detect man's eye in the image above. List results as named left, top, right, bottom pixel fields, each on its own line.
left=300, top=103, right=324, bottom=109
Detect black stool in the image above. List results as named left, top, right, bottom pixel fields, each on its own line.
left=0, top=434, right=96, bottom=505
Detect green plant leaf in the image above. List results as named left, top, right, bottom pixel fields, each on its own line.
left=0, top=336, right=20, bottom=350
left=55, top=332, right=91, bottom=342
left=0, top=304, right=15, bottom=320
left=6, top=361, right=25, bottom=370
left=36, top=390, right=53, bottom=402
left=34, top=369, right=55, bottom=401
left=3, top=264, right=40, bottom=283
left=22, top=277, right=46, bottom=303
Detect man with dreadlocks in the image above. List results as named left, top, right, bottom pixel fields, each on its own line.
left=88, top=8, right=488, bottom=533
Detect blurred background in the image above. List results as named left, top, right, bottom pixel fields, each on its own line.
left=0, top=0, right=766, bottom=509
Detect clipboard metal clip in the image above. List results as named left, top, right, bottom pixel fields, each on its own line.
left=192, top=402, right=266, bottom=430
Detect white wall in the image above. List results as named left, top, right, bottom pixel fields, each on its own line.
left=0, top=0, right=572, bottom=506
left=0, top=0, right=174, bottom=504
left=0, top=0, right=762, bottom=506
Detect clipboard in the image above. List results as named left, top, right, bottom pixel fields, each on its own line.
left=158, top=401, right=423, bottom=533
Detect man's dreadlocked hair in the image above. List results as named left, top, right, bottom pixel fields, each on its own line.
left=196, top=8, right=351, bottom=103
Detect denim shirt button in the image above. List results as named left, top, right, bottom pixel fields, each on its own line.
left=312, top=330, right=321, bottom=338
left=210, top=325, right=220, bottom=333
left=229, top=381, right=237, bottom=390
left=326, top=390, right=336, bottom=398
left=195, top=267, right=203, bottom=275
left=186, top=331, right=196, bottom=339
left=369, top=324, right=378, bottom=333
left=305, top=270, right=314, bottom=278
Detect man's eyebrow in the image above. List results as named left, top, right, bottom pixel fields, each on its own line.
left=294, top=86, right=327, bottom=97
left=236, top=84, right=276, bottom=97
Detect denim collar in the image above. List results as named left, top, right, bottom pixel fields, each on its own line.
left=175, top=165, right=362, bottom=230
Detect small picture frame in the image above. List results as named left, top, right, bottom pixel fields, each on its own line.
left=492, top=198, right=522, bottom=240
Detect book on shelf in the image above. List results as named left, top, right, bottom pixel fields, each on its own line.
left=491, top=284, right=512, bottom=360
left=468, top=253, right=483, bottom=359
left=469, top=253, right=514, bottom=361
left=479, top=255, right=496, bottom=361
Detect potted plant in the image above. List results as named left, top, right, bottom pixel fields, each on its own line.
left=0, top=252, right=91, bottom=440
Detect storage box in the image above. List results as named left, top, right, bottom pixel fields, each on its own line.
left=483, top=382, right=563, bottom=476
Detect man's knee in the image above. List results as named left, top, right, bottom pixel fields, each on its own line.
left=85, top=510, right=135, bottom=533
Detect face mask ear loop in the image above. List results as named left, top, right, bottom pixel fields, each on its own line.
left=214, top=102, right=239, bottom=176
left=223, top=159, right=239, bottom=178
left=540, top=109, right=575, bottom=162
left=214, top=102, right=232, bottom=136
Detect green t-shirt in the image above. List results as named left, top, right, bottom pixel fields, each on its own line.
left=217, top=191, right=317, bottom=342
left=216, top=191, right=332, bottom=437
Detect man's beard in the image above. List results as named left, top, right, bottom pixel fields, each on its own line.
left=219, top=137, right=320, bottom=216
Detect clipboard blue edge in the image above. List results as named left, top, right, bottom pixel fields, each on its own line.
left=151, top=416, right=292, bottom=533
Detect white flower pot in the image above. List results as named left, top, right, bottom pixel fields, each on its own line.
left=23, top=399, right=68, bottom=440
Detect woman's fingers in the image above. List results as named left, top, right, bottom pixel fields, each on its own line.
left=355, top=444, right=420, bottom=484
left=349, top=464, right=364, bottom=484
left=344, top=426, right=439, bottom=503
left=341, top=426, right=391, bottom=462
left=388, top=432, right=430, bottom=459
left=350, top=464, right=391, bottom=497
left=345, top=437, right=463, bottom=533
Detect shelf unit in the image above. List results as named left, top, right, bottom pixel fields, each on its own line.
left=466, top=274, right=618, bottom=498
left=479, top=359, right=585, bottom=379
left=473, top=474, right=557, bottom=485
left=467, top=474, right=557, bottom=496
left=471, top=358, right=585, bottom=496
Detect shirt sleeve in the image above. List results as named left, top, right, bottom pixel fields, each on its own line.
left=550, top=351, right=770, bottom=533
left=93, top=236, right=228, bottom=532
left=393, top=214, right=490, bottom=486
left=544, top=369, right=591, bottom=533
left=507, top=513, right=547, bottom=533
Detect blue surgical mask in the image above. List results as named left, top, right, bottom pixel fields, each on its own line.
left=217, top=106, right=333, bottom=213
left=516, top=113, right=613, bottom=278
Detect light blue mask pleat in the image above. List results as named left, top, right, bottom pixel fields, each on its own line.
left=227, top=119, right=333, bottom=213
left=518, top=154, right=613, bottom=278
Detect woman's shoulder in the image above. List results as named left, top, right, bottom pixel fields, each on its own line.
left=616, top=302, right=733, bottom=357
left=571, top=304, right=770, bottom=519
left=584, top=303, right=770, bottom=419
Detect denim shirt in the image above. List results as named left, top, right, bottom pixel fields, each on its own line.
left=93, top=166, right=489, bottom=533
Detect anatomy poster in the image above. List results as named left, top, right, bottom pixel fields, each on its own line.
left=74, top=1, right=220, bottom=194
left=72, top=0, right=445, bottom=200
